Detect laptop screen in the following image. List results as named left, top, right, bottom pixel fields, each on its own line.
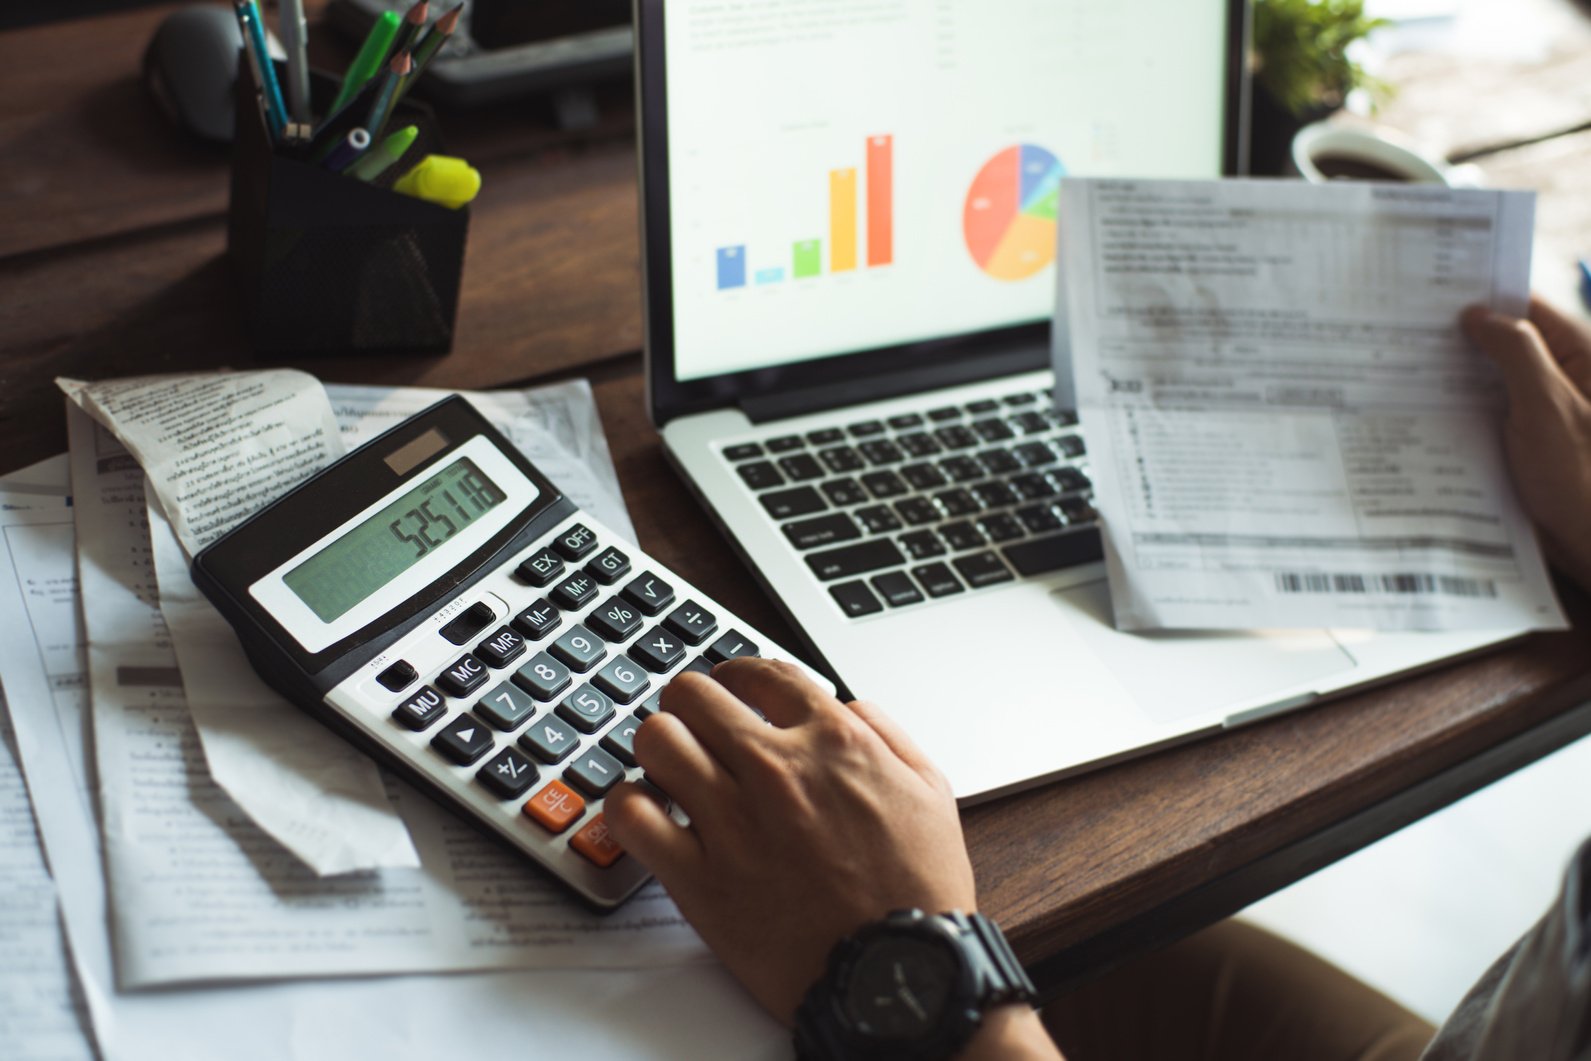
left=662, top=0, right=1234, bottom=384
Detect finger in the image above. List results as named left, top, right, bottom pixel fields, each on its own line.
left=659, top=671, right=776, bottom=776
left=1528, top=296, right=1591, bottom=395
left=843, top=698, right=946, bottom=787
left=604, top=781, right=701, bottom=877
left=1461, top=306, right=1578, bottom=418
left=630, top=711, right=735, bottom=825
left=710, top=657, right=838, bottom=728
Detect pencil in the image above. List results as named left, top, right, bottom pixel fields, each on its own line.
left=365, top=52, right=413, bottom=145
left=385, top=0, right=430, bottom=69
left=394, top=3, right=462, bottom=107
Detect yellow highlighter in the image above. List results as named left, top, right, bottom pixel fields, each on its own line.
left=392, top=155, right=481, bottom=210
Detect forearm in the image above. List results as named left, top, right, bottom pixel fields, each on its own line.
left=958, top=1004, right=1065, bottom=1061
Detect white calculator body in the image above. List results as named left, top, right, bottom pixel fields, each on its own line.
left=193, top=396, right=802, bottom=908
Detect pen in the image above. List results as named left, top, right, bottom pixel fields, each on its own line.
left=394, top=3, right=462, bottom=107
left=365, top=51, right=413, bottom=144
left=280, top=0, right=310, bottom=124
left=233, top=0, right=286, bottom=141
left=347, top=124, right=418, bottom=182
left=308, top=59, right=388, bottom=158
left=392, top=155, right=480, bottom=209
left=1579, top=258, right=1591, bottom=314
left=323, top=127, right=372, bottom=172
left=328, top=10, right=401, bottom=115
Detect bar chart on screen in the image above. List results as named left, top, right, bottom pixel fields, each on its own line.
left=714, top=134, right=895, bottom=291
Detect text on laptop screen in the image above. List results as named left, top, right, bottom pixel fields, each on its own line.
left=664, top=0, right=1230, bottom=382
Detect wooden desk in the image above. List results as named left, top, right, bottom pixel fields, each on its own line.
left=3, top=2, right=1590, bottom=998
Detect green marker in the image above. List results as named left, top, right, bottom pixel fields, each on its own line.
left=329, top=10, right=401, bottom=115
left=348, top=125, right=419, bottom=182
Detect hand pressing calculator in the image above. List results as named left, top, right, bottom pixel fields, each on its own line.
left=193, top=396, right=807, bottom=908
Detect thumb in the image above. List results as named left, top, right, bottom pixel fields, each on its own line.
left=1462, top=306, right=1575, bottom=417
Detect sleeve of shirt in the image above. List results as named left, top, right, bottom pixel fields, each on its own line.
left=1421, top=837, right=1591, bottom=1061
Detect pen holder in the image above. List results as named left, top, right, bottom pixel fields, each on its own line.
left=227, top=63, right=468, bottom=356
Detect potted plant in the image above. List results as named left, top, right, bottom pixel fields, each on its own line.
left=1250, top=0, right=1389, bottom=175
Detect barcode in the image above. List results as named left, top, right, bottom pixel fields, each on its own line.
left=1273, top=572, right=1498, bottom=598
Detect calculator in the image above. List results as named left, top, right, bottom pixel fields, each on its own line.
left=192, top=396, right=809, bottom=908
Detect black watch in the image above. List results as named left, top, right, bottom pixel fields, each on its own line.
left=793, top=910, right=1036, bottom=1061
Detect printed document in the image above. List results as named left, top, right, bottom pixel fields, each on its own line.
left=1056, top=179, right=1566, bottom=632
left=0, top=461, right=781, bottom=1061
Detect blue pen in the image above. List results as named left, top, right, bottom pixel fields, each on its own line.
left=1579, top=258, right=1591, bottom=314
left=235, top=0, right=287, bottom=141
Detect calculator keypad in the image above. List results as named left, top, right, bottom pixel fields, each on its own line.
left=338, top=513, right=808, bottom=910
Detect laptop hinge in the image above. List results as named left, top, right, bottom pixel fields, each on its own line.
left=738, top=344, right=1047, bottom=425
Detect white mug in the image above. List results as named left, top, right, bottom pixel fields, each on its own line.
left=1290, top=122, right=1479, bottom=187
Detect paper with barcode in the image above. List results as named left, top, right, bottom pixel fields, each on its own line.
left=1055, top=178, right=1567, bottom=632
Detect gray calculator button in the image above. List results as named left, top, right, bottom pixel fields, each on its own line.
left=555, top=683, right=616, bottom=734
left=635, top=690, right=662, bottom=719
left=511, top=599, right=561, bottom=641
left=432, top=715, right=494, bottom=766
left=518, top=713, right=580, bottom=764
left=565, top=746, right=625, bottom=797
left=682, top=655, right=714, bottom=677
left=474, top=626, right=527, bottom=668
left=630, top=627, right=686, bottom=673
left=477, top=747, right=538, bottom=800
left=392, top=685, right=446, bottom=731
left=436, top=654, right=490, bottom=697
left=511, top=652, right=572, bottom=701
left=586, top=597, right=642, bottom=642
left=620, top=573, right=675, bottom=616
left=550, top=624, right=607, bottom=673
left=705, top=631, right=759, bottom=664
left=600, top=714, right=644, bottom=767
left=516, top=548, right=565, bottom=587
left=592, top=655, right=650, bottom=704
left=662, top=602, right=718, bottom=646
left=551, top=572, right=598, bottom=611
left=475, top=682, right=536, bottom=731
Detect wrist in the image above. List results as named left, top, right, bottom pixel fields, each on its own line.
left=956, top=1004, right=1062, bottom=1061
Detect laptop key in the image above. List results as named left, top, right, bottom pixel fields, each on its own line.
left=1054, top=466, right=1092, bottom=492
left=859, top=439, right=905, bottom=465
left=723, top=442, right=764, bottom=461
left=941, top=456, right=984, bottom=483
left=954, top=552, right=1015, bottom=588
left=966, top=398, right=1000, bottom=414
left=1011, top=472, right=1058, bottom=500
left=1056, top=434, right=1086, bottom=458
left=783, top=513, right=862, bottom=550
left=830, top=580, right=883, bottom=618
left=1058, top=496, right=1098, bottom=523
left=935, top=488, right=979, bottom=517
left=807, top=427, right=845, bottom=445
left=940, top=521, right=986, bottom=551
left=887, top=413, right=924, bottom=429
left=778, top=454, right=825, bottom=481
left=1016, top=504, right=1065, bottom=534
left=860, top=470, right=908, bottom=499
left=1002, top=528, right=1105, bottom=576
left=766, top=435, right=805, bottom=452
left=821, top=478, right=869, bottom=507
left=818, top=446, right=865, bottom=473
left=901, top=462, right=948, bottom=490
left=1003, top=392, right=1037, bottom=406
left=973, top=481, right=1019, bottom=509
left=900, top=530, right=946, bottom=560
left=1012, top=411, right=1049, bottom=435
left=898, top=432, right=943, bottom=458
left=760, top=485, right=828, bottom=520
left=977, top=448, right=1021, bottom=476
left=738, top=460, right=785, bottom=489
left=912, top=563, right=965, bottom=597
left=894, top=497, right=942, bottom=526
left=935, top=425, right=979, bottom=449
left=978, top=512, right=1026, bottom=543
left=806, top=539, right=905, bottom=580
left=927, top=406, right=961, bottom=421
left=847, top=420, right=885, bottom=437
left=971, top=418, right=1015, bottom=442
left=870, top=571, right=924, bottom=608
left=1014, top=441, right=1058, bottom=467
left=855, top=505, right=902, bottom=534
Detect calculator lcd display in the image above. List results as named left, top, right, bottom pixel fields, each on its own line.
left=283, top=458, right=506, bottom=623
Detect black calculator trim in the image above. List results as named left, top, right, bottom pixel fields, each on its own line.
left=192, top=396, right=571, bottom=687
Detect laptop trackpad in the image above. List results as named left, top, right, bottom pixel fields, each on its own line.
left=1056, top=582, right=1357, bottom=726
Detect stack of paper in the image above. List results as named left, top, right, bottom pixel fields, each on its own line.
left=0, top=374, right=785, bottom=1060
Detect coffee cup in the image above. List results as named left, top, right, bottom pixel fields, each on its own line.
left=1290, top=122, right=1478, bottom=187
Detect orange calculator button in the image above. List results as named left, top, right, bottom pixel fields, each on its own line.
left=523, top=780, right=584, bottom=834
left=570, top=813, right=625, bottom=868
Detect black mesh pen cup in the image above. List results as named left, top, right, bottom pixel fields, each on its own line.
left=227, top=64, right=468, bottom=356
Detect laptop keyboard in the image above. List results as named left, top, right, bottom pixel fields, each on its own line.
left=720, top=386, right=1103, bottom=618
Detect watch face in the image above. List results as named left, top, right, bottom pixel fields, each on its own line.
left=841, top=935, right=960, bottom=1040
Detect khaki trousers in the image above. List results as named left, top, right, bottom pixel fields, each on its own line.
left=1043, top=920, right=1438, bottom=1061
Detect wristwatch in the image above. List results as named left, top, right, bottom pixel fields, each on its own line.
left=793, top=909, right=1037, bottom=1061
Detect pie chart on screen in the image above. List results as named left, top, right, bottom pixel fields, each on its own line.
left=963, top=144, right=1064, bottom=281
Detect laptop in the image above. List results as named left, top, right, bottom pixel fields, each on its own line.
left=634, top=0, right=1520, bottom=802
